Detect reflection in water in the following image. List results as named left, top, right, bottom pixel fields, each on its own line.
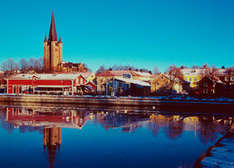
left=43, top=127, right=61, bottom=168
left=0, top=106, right=233, bottom=168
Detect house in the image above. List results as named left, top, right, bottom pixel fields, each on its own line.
left=180, top=68, right=208, bottom=88
left=105, top=77, right=151, bottom=97
left=215, top=68, right=234, bottom=97
left=197, top=75, right=224, bottom=96
left=61, top=62, right=89, bottom=73
left=96, top=70, right=153, bottom=95
left=151, top=73, right=184, bottom=95
left=7, top=72, right=96, bottom=95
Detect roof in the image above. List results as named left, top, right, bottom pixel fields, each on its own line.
left=96, top=70, right=153, bottom=78
left=180, top=68, right=207, bottom=75
left=62, top=62, right=82, bottom=67
left=8, top=72, right=94, bottom=80
left=114, top=77, right=151, bottom=87
left=199, top=75, right=224, bottom=84
left=48, top=12, right=57, bottom=42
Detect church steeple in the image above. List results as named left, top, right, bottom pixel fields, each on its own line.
left=44, top=12, right=63, bottom=73
left=44, top=34, right=47, bottom=42
left=58, top=36, right=62, bottom=43
left=48, top=12, right=57, bottom=42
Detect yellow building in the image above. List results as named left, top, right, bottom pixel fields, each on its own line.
left=151, top=73, right=183, bottom=94
left=181, top=68, right=205, bottom=88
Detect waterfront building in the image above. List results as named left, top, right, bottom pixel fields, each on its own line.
left=180, top=68, right=207, bottom=88
left=96, top=69, right=153, bottom=95
left=197, top=75, right=224, bottom=96
left=7, top=73, right=96, bottom=95
left=105, top=77, right=151, bottom=96
left=151, top=73, right=184, bottom=95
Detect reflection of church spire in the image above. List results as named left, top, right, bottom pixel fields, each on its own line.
left=43, top=127, right=61, bottom=168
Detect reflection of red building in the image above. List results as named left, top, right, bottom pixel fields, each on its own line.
left=5, top=107, right=93, bottom=168
left=6, top=107, right=92, bottom=129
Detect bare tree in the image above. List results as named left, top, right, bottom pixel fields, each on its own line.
left=96, top=66, right=106, bottom=74
left=34, top=59, right=41, bottom=72
left=28, top=58, right=36, bottom=70
left=167, top=65, right=183, bottom=80
left=111, top=65, right=136, bottom=71
left=1, top=58, right=19, bottom=75
left=153, top=67, right=160, bottom=74
left=1, top=60, right=8, bottom=72
left=210, top=65, right=218, bottom=75
left=19, top=58, right=29, bottom=72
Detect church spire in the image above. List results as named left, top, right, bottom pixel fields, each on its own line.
left=44, top=34, right=47, bottom=42
left=48, top=12, right=57, bottom=42
left=58, top=36, right=62, bottom=43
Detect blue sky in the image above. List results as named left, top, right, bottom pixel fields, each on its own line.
left=0, top=0, right=234, bottom=72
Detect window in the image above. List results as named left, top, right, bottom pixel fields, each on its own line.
left=225, top=77, right=229, bottom=81
left=13, top=86, right=16, bottom=93
left=203, top=82, right=208, bottom=87
left=123, top=74, right=131, bottom=79
left=203, top=89, right=208, bottom=94
left=19, top=86, right=22, bottom=94
left=231, top=76, right=234, bottom=81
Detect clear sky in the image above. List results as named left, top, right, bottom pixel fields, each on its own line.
left=0, top=0, right=234, bottom=72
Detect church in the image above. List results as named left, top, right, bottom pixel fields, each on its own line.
left=44, top=12, right=88, bottom=73
left=44, top=12, right=62, bottom=73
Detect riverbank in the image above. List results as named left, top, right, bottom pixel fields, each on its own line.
left=195, top=131, right=234, bottom=168
left=0, top=94, right=234, bottom=113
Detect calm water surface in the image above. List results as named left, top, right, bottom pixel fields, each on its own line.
left=0, top=105, right=233, bottom=168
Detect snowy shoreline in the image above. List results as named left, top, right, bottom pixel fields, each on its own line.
left=0, top=94, right=233, bottom=105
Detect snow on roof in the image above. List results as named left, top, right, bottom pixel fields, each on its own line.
left=199, top=75, right=225, bottom=84
left=8, top=72, right=94, bottom=80
left=134, top=71, right=152, bottom=77
left=97, top=70, right=130, bottom=77
left=180, top=68, right=206, bottom=75
left=97, top=70, right=152, bottom=78
left=215, top=69, right=227, bottom=75
left=114, top=77, right=151, bottom=87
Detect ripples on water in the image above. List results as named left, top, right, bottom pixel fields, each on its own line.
left=0, top=105, right=233, bottom=168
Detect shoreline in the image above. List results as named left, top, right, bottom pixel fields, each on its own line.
left=0, top=94, right=234, bottom=113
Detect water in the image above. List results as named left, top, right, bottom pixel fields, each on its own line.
left=0, top=105, right=232, bottom=168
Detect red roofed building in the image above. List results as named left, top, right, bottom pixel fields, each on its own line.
left=7, top=72, right=96, bottom=95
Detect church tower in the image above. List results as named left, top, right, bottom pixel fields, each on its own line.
left=44, top=12, right=63, bottom=72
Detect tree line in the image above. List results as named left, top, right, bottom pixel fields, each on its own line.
left=1, top=57, right=43, bottom=75
left=96, top=65, right=160, bottom=74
